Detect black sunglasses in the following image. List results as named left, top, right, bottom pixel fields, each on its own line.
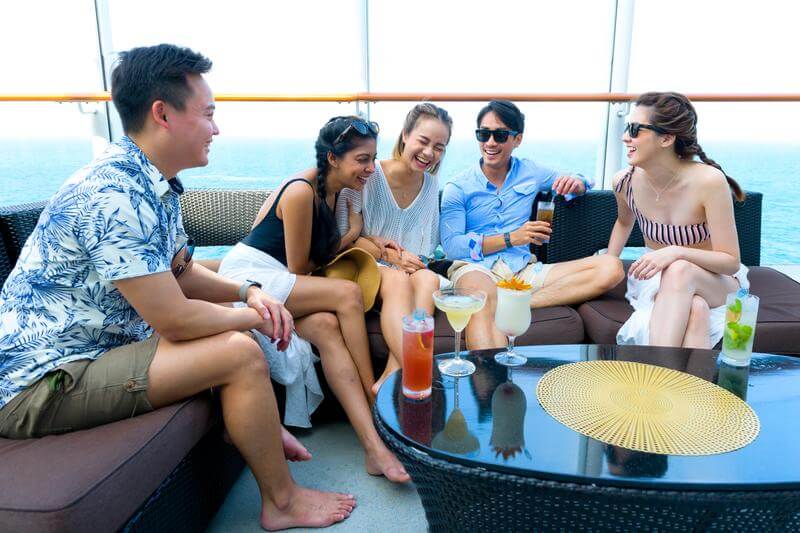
left=475, top=128, right=518, bottom=143
left=171, top=238, right=195, bottom=278
left=332, top=118, right=380, bottom=145
left=624, top=122, right=669, bottom=138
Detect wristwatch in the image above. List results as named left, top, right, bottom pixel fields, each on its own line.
left=504, top=232, right=513, bottom=249
left=239, top=279, right=263, bottom=302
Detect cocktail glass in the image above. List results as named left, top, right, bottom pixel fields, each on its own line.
left=431, top=377, right=480, bottom=454
left=720, top=289, right=759, bottom=367
left=494, top=280, right=532, bottom=367
left=432, top=287, right=487, bottom=377
left=402, top=310, right=434, bottom=400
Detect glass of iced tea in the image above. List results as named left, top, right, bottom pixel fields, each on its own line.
left=402, top=309, right=434, bottom=399
left=535, top=191, right=555, bottom=244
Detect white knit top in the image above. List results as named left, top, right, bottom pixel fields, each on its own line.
left=335, top=161, right=440, bottom=257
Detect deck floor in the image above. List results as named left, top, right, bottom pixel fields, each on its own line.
left=208, top=421, right=427, bottom=532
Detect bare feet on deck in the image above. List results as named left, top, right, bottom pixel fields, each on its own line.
left=261, top=486, right=356, bottom=531
left=366, top=444, right=410, bottom=483
left=281, top=426, right=312, bottom=462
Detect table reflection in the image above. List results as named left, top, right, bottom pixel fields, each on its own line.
left=490, top=369, right=529, bottom=461
left=432, top=377, right=480, bottom=455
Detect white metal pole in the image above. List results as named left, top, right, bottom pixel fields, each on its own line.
left=91, top=0, right=123, bottom=147
left=594, top=0, right=635, bottom=188
left=357, top=0, right=371, bottom=120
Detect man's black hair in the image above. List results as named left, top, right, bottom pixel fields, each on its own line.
left=476, top=100, right=525, bottom=134
left=111, top=44, right=212, bottom=134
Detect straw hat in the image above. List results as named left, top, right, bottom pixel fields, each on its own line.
left=319, top=247, right=380, bottom=312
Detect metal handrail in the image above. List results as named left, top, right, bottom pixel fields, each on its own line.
left=2, top=92, right=800, bottom=103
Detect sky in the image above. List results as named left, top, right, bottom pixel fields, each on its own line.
left=0, top=0, right=798, bottom=143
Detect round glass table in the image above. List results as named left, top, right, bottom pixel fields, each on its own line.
left=374, top=344, right=800, bottom=531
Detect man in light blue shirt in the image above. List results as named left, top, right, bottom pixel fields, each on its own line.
left=440, top=100, right=624, bottom=351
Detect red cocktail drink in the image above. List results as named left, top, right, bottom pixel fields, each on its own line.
left=402, top=310, right=434, bottom=399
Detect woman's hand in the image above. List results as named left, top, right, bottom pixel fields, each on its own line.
left=365, top=235, right=404, bottom=259
left=392, top=250, right=427, bottom=274
left=628, top=246, right=681, bottom=280
left=347, top=198, right=363, bottom=238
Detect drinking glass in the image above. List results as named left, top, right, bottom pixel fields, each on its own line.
left=432, top=287, right=487, bottom=377
left=720, top=289, right=760, bottom=367
left=535, top=197, right=555, bottom=243
left=494, top=286, right=532, bottom=366
left=402, top=310, right=434, bottom=399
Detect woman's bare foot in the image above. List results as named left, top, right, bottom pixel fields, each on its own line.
left=281, top=427, right=312, bottom=462
left=261, top=486, right=356, bottom=531
left=370, top=359, right=400, bottom=397
left=365, top=444, right=410, bottom=483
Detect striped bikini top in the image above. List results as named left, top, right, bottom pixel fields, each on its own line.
left=615, top=167, right=710, bottom=246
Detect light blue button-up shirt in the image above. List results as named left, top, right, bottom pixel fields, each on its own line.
left=0, top=136, right=186, bottom=409
left=440, top=156, right=593, bottom=272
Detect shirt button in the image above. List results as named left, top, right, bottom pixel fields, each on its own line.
left=125, top=379, right=136, bottom=391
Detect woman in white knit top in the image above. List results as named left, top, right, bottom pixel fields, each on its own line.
left=336, top=104, right=452, bottom=394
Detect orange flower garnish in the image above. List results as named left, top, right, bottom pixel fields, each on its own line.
left=496, top=276, right=532, bottom=291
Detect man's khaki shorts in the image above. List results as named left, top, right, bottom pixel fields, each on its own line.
left=0, top=336, right=159, bottom=439
left=448, top=258, right=554, bottom=290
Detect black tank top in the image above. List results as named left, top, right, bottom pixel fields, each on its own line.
left=241, top=178, right=336, bottom=267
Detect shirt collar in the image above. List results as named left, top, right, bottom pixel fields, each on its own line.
left=119, top=136, right=184, bottom=197
left=476, top=156, right=519, bottom=190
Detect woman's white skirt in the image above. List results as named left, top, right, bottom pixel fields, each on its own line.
left=219, top=243, right=323, bottom=428
left=616, top=256, right=750, bottom=348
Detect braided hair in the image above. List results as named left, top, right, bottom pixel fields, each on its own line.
left=310, top=116, right=378, bottom=265
left=634, top=92, right=745, bottom=202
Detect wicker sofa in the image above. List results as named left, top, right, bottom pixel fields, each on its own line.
left=1, top=187, right=799, bottom=531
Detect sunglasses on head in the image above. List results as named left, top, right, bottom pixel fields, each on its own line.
left=624, top=122, right=669, bottom=138
left=171, top=237, right=195, bottom=278
left=332, top=118, right=380, bottom=145
left=475, top=128, right=518, bottom=143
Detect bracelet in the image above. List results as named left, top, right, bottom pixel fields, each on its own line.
left=239, top=279, right=262, bottom=302
left=504, top=232, right=513, bottom=248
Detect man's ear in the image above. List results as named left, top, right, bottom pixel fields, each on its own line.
left=513, top=132, right=524, bottom=149
left=152, top=101, right=168, bottom=128
left=327, top=151, right=339, bottom=168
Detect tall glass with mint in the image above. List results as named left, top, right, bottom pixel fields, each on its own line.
left=720, top=289, right=759, bottom=367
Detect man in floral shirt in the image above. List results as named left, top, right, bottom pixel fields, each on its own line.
left=0, top=44, right=355, bottom=529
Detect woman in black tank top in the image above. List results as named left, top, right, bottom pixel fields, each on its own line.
left=236, top=117, right=410, bottom=483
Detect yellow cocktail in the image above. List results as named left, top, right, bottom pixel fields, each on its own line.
left=433, top=287, right=486, bottom=377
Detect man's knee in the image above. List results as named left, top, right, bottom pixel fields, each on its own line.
left=227, top=331, right=269, bottom=377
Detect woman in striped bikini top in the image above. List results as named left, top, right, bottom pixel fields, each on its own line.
left=606, top=91, right=747, bottom=349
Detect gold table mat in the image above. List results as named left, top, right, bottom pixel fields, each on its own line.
left=536, top=361, right=759, bottom=455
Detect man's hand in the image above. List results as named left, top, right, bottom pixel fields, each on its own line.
left=552, top=175, right=585, bottom=196
left=246, top=287, right=294, bottom=351
left=628, top=246, right=681, bottom=280
left=510, top=221, right=552, bottom=246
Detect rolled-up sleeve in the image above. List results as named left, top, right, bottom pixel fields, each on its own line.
left=440, top=182, right=484, bottom=261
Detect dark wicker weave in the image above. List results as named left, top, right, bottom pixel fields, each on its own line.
left=541, top=190, right=762, bottom=266
left=0, top=201, right=47, bottom=284
left=375, top=413, right=800, bottom=533
left=123, top=424, right=244, bottom=532
left=180, top=189, right=270, bottom=246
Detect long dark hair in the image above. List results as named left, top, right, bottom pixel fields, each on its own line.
left=634, top=92, right=744, bottom=202
left=310, top=116, right=378, bottom=265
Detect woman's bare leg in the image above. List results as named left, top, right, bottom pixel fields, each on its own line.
left=649, top=260, right=738, bottom=347
left=285, top=276, right=375, bottom=398
left=682, top=295, right=712, bottom=349
left=372, top=268, right=413, bottom=395
left=410, top=269, right=440, bottom=315
left=296, top=313, right=410, bottom=483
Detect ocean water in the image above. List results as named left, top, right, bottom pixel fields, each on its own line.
left=1, top=138, right=798, bottom=264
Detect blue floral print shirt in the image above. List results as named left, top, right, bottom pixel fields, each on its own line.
left=0, top=136, right=186, bottom=409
